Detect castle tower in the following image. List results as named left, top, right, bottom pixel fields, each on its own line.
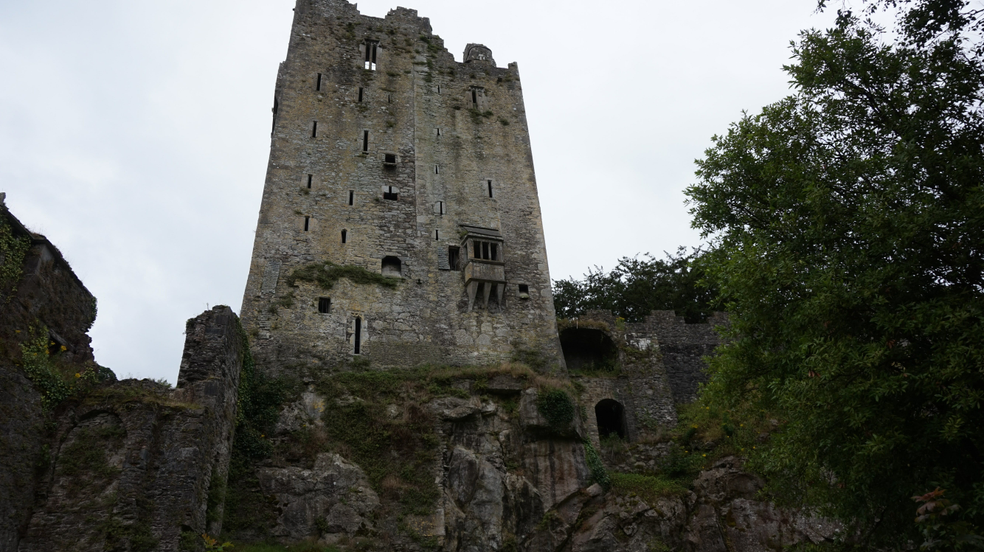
left=240, top=0, right=565, bottom=372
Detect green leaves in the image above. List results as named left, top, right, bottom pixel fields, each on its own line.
left=688, top=3, right=984, bottom=547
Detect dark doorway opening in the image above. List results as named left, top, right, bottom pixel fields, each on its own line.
left=559, top=327, right=618, bottom=373
left=595, top=399, right=626, bottom=439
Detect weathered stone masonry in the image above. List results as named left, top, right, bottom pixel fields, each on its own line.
left=240, top=0, right=565, bottom=373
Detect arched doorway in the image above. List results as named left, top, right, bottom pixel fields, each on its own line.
left=595, top=399, right=626, bottom=439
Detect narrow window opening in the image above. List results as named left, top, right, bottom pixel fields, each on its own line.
left=362, top=130, right=369, bottom=152
left=434, top=164, right=440, bottom=174
left=437, top=85, right=441, bottom=94
left=358, top=87, right=364, bottom=102
left=383, top=186, right=398, bottom=201
left=364, top=41, right=378, bottom=70
left=438, top=201, right=445, bottom=215
left=434, top=229, right=439, bottom=240
left=471, top=89, right=477, bottom=105
left=448, top=246, right=460, bottom=270
left=341, top=229, right=347, bottom=243
left=473, top=241, right=480, bottom=259
left=303, top=216, right=310, bottom=231
left=387, top=94, right=392, bottom=103
left=490, top=243, right=498, bottom=261
left=354, top=317, right=362, bottom=354
left=307, top=174, right=313, bottom=188
left=312, top=121, right=318, bottom=138
left=436, top=128, right=442, bottom=137
left=348, top=190, right=354, bottom=205
left=487, top=180, right=493, bottom=198
left=318, top=297, right=331, bottom=313
left=316, top=73, right=322, bottom=91
left=482, top=242, right=490, bottom=260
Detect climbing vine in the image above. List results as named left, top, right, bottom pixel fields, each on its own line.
left=0, top=207, right=31, bottom=299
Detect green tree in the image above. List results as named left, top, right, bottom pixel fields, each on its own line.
left=553, top=247, right=720, bottom=323
left=686, top=0, right=984, bottom=547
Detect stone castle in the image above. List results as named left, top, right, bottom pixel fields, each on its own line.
left=0, top=1, right=839, bottom=550
left=240, top=0, right=564, bottom=372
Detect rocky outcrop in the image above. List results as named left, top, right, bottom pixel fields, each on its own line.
left=18, top=306, right=244, bottom=552
left=557, top=457, right=840, bottom=552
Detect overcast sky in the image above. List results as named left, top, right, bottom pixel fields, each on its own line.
left=0, top=0, right=838, bottom=382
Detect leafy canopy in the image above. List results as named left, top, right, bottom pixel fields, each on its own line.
left=686, top=0, right=984, bottom=547
left=553, top=248, right=721, bottom=323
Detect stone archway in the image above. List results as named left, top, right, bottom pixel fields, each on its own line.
left=595, top=399, right=626, bottom=440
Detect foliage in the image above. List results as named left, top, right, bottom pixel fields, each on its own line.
left=582, top=440, right=611, bottom=490
left=286, top=262, right=399, bottom=292
left=536, top=388, right=575, bottom=429
left=553, top=247, right=721, bottom=323
left=913, top=488, right=984, bottom=550
left=686, top=0, right=984, bottom=546
left=609, top=472, right=690, bottom=503
left=20, top=324, right=104, bottom=410
left=0, top=206, right=31, bottom=300
left=202, top=533, right=234, bottom=551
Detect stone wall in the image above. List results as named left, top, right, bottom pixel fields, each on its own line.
left=240, top=0, right=565, bottom=375
left=0, top=195, right=97, bottom=552
left=18, top=306, right=243, bottom=552
left=644, top=311, right=726, bottom=403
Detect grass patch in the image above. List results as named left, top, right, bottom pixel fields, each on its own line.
left=609, top=472, right=690, bottom=503
left=286, top=262, right=400, bottom=292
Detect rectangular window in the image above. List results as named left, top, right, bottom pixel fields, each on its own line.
left=448, top=246, right=460, bottom=270
left=316, top=73, right=322, bottom=91
left=341, top=229, right=347, bottom=243
left=362, top=130, right=369, bottom=152
left=358, top=87, right=364, bottom=102
left=482, top=242, right=490, bottom=260
left=384, top=153, right=397, bottom=165
left=519, top=284, right=529, bottom=294
left=490, top=243, right=498, bottom=261
left=348, top=190, right=354, bottom=205
left=471, top=89, right=478, bottom=105
left=434, top=164, right=439, bottom=174
left=435, top=128, right=441, bottom=137
left=354, top=316, right=362, bottom=354
left=312, top=121, right=318, bottom=138
left=364, top=41, right=377, bottom=71
left=383, top=186, right=398, bottom=201
left=304, top=216, right=310, bottom=231
left=307, top=174, right=313, bottom=188
left=318, top=297, right=331, bottom=313
left=434, top=229, right=439, bottom=240
left=437, top=201, right=445, bottom=215
left=487, top=180, right=493, bottom=198
left=473, top=241, right=480, bottom=258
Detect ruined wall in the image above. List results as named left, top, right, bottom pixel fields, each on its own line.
left=645, top=311, right=725, bottom=404
left=0, top=195, right=97, bottom=551
left=240, top=0, right=564, bottom=374
left=18, top=306, right=243, bottom=552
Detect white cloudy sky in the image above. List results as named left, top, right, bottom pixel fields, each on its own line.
left=0, top=0, right=838, bottom=382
